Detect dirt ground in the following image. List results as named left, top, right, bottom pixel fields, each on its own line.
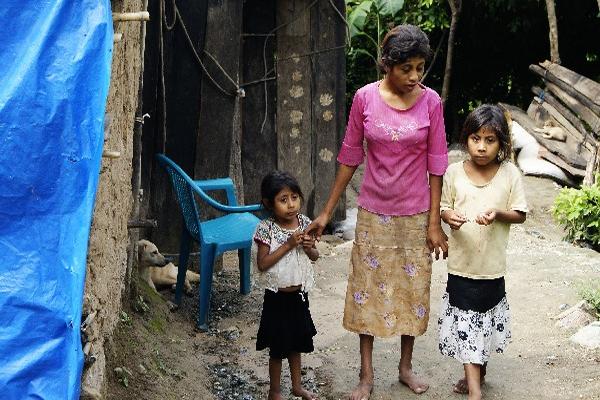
left=105, top=163, right=600, bottom=400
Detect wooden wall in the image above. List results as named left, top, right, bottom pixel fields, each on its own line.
left=142, top=0, right=346, bottom=252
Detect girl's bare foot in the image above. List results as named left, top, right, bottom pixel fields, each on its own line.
left=349, top=380, right=373, bottom=400
left=399, top=368, right=429, bottom=394
left=454, top=364, right=486, bottom=394
left=292, top=386, right=318, bottom=400
left=467, top=390, right=482, bottom=400
left=268, top=389, right=283, bottom=400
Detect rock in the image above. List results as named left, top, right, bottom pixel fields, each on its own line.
left=553, top=300, right=595, bottom=330
left=342, top=229, right=355, bottom=241
left=137, top=364, right=147, bottom=374
left=526, top=229, right=545, bottom=239
left=559, top=303, right=570, bottom=311
left=570, top=322, right=600, bottom=349
left=80, top=387, right=102, bottom=400
left=333, top=208, right=357, bottom=236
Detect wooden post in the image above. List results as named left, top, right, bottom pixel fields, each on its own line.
left=310, top=0, right=346, bottom=220
left=276, top=0, right=313, bottom=212
left=241, top=1, right=277, bottom=204
left=544, top=0, right=561, bottom=64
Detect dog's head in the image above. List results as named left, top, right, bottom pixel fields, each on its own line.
left=137, top=239, right=170, bottom=268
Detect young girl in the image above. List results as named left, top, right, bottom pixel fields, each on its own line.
left=253, top=171, right=320, bottom=400
left=306, top=24, right=448, bottom=398
left=439, top=104, right=528, bottom=400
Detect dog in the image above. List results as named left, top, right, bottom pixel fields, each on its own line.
left=137, top=239, right=199, bottom=295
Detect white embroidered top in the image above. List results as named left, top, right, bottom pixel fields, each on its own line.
left=252, top=214, right=315, bottom=293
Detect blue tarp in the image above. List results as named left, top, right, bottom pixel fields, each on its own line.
left=0, top=1, right=113, bottom=398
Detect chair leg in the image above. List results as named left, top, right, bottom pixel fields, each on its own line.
left=238, top=247, right=251, bottom=295
left=175, top=228, right=191, bottom=305
left=197, top=244, right=216, bottom=331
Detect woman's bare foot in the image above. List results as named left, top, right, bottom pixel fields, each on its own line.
left=349, top=380, right=373, bottom=400
left=292, top=386, right=318, bottom=400
left=267, top=389, right=283, bottom=400
left=398, top=369, right=429, bottom=394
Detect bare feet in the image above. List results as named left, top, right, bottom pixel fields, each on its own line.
left=349, top=380, right=373, bottom=400
left=267, top=389, right=283, bottom=400
left=453, top=377, right=486, bottom=394
left=453, top=364, right=486, bottom=394
left=292, top=386, right=318, bottom=400
left=398, top=369, right=429, bottom=394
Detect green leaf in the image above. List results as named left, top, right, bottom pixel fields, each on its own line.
left=348, top=1, right=373, bottom=37
left=374, top=0, right=405, bottom=16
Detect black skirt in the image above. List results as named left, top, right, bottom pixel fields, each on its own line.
left=256, top=289, right=317, bottom=359
left=446, top=274, right=506, bottom=313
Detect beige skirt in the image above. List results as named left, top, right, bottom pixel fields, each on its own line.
left=343, top=208, right=432, bottom=337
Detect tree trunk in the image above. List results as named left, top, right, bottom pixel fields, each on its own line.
left=441, top=0, right=461, bottom=104
left=545, top=0, right=560, bottom=64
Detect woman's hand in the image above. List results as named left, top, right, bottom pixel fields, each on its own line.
left=304, top=212, right=330, bottom=241
left=427, top=224, right=448, bottom=260
left=475, top=209, right=497, bottom=226
left=441, top=210, right=467, bottom=230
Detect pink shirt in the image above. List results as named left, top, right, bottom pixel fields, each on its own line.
left=337, top=82, right=448, bottom=216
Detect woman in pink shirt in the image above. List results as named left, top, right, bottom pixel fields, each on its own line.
left=306, top=24, right=448, bottom=399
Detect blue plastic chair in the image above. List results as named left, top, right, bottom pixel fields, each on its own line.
left=156, top=154, right=262, bottom=330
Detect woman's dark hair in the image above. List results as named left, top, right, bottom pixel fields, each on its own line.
left=461, top=104, right=513, bottom=163
left=379, top=24, right=432, bottom=74
left=260, top=170, right=304, bottom=208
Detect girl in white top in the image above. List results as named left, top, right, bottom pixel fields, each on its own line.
left=439, top=104, right=528, bottom=400
left=253, top=171, right=319, bottom=400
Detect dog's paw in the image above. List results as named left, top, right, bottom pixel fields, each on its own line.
left=166, top=300, right=179, bottom=312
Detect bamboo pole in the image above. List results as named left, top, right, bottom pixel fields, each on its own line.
left=113, top=11, right=150, bottom=22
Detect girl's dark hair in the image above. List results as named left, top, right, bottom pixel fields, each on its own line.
left=461, top=104, right=513, bottom=163
left=379, top=24, right=432, bottom=74
left=260, top=170, right=304, bottom=208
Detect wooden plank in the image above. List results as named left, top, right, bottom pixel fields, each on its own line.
left=538, top=147, right=586, bottom=178
left=530, top=64, right=600, bottom=116
left=532, top=98, right=592, bottom=164
left=310, top=0, right=346, bottom=220
left=501, top=103, right=588, bottom=169
left=195, top=0, right=244, bottom=216
left=532, top=86, right=598, bottom=148
left=540, top=60, right=600, bottom=107
left=546, top=82, right=600, bottom=134
left=241, top=0, right=277, bottom=204
left=276, top=0, right=314, bottom=213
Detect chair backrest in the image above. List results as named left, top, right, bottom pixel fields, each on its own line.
left=157, top=155, right=201, bottom=239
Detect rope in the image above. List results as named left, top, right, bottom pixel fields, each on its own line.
left=163, top=0, right=177, bottom=31
left=161, top=0, right=239, bottom=97
left=158, top=0, right=167, bottom=152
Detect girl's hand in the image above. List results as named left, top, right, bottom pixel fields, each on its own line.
left=476, top=209, right=497, bottom=225
left=302, top=233, right=316, bottom=251
left=304, top=212, right=330, bottom=241
left=441, top=210, right=467, bottom=230
left=286, top=230, right=304, bottom=248
left=427, top=224, right=448, bottom=260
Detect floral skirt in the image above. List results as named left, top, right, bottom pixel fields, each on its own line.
left=438, top=292, right=511, bottom=364
left=342, top=207, right=432, bottom=337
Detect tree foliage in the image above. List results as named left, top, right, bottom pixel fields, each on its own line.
left=344, top=0, right=600, bottom=140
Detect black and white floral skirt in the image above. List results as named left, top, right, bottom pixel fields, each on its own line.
left=438, top=275, right=511, bottom=365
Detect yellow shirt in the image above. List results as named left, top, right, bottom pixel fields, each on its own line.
left=440, top=161, right=528, bottom=279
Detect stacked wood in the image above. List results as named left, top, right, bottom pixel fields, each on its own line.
left=524, top=61, right=600, bottom=185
